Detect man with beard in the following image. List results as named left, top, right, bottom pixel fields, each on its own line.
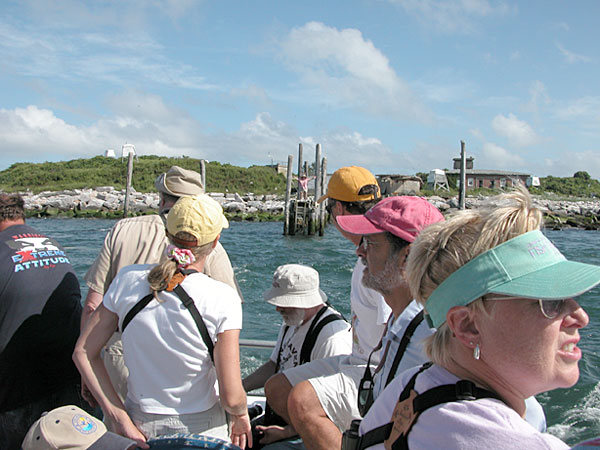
left=336, top=196, right=443, bottom=412
left=337, top=195, right=547, bottom=431
left=264, top=166, right=391, bottom=450
left=242, top=264, right=351, bottom=449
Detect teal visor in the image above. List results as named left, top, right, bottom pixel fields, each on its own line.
left=425, top=229, right=600, bottom=328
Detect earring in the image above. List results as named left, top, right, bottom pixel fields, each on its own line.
left=473, top=343, right=480, bottom=360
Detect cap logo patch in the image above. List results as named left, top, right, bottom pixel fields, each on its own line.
left=526, top=237, right=558, bottom=259
left=72, top=414, right=97, bottom=434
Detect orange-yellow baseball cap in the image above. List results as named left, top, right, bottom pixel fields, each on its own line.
left=166, top=194, right=228, bottom=247
left=317, top=166, right=380, bottom=203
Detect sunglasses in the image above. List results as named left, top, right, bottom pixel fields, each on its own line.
left=485, top=296, right=567, bottom=319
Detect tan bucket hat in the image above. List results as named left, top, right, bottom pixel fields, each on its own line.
left=154, top=165, right=204, bottom=197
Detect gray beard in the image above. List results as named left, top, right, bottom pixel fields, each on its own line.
left=281, top=310, right=305, bottom=327
left=362, top=254, right=404, bottom=296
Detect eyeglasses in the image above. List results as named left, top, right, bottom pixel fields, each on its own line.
left=484, top=296, right=567, bottom=320
left=359, top=236, right=385, bottom=251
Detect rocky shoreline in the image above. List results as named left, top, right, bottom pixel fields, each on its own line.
left=19, top=187, right=600, bottom=229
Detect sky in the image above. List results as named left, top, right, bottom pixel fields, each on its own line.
left=1, top=0, right=599, bottom=179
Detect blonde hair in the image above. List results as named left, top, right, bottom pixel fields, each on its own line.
left=148, top=231, right=214, bottom=293
left=405, top=187, right=543, bottom=364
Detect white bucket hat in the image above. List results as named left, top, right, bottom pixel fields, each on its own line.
left=263, top=264, right=327, bottom=308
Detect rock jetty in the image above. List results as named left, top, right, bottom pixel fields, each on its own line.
left=18, top=187, right=600, bottom=229
left=21, top=187, right=286, bottom=220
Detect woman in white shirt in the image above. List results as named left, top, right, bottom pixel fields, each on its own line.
left=74, top=195, right=251, bottom=449
left=356, top=188, right=600, bottom=450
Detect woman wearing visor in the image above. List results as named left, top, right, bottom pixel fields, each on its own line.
left=355, top=189, right=600, bottom=449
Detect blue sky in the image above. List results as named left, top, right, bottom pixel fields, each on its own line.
left=1, top=0, right=599, bottom=179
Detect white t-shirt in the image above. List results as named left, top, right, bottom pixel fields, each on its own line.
left=372, top=300, right=434, bottom=399
left=269, top=306, right=352, bottom=372
left=351, top=258, right=391, bottom=364
left=359, top=364, right=568, bottom=450
left=103, top=264, right=243, bottom=415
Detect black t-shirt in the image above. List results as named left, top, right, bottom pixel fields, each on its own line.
left=0, top=224, right=82, bottom=411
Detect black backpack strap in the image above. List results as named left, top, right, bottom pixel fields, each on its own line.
left=357, top=362, right=504, bottom=450
left=274, top=325, right=290, bottom=373
left=385, top=310, right=425, bottom=387
left=413, top=380, right=503, bottom=413
left=173, top=284, right=215, bottom=363
left=261, top=325, right=292, bottom=429
left=299, top=306, right=344, bottom=364
left=356, top=362, right=431, bottom=450
left=121, top=293, right=154, bottom=333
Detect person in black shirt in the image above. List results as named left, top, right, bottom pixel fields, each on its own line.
left=0, top=194, right=88, bottom=450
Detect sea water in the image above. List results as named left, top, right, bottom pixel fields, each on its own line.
left=28, top=218, right=600, bottom=445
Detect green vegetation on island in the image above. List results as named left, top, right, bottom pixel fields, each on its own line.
left=0, top=155, right=287, bottom=195
left=1, top=157, right=599, bottom=201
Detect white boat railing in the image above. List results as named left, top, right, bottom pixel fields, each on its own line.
left=240, top=338, right=276, bottom=350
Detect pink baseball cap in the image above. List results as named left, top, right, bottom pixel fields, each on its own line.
left=336, top=196, right=444, bottom=242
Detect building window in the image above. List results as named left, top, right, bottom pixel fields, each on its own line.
left=500, top=178, right=506, bottom=188
left=490, top=180, right=496, bottom=188
left=467, top=178, right=474, bottom=187
left=479, top=179, right=483, bottom=188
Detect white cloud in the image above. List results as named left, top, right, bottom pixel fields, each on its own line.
left=316, top=131, right=396, bottom=173
left=491, top=113, right=539, bottom=147
left=556, top=42, right=592, bottom=64
left=553, top=96, right=600, bottom=121
left=523, top=80, right=551, bottom=119
left=0, top=15, right=217, bottom=91
left=389, top=0, right=513, bottom=34
left=469, top=128, right=485, bottom=140
left=539, top=150, right=600, bottom=179
left=551, top=22, right=570, bottom=32
left=483, top=52, right=496, bottom=64
left=479, top=142, right=525, bottom=169
left=0, top=97, right=398, bottom=176
left=0, top=106, right=97, bottom=161
left=278, top=22, right=430, bottom=121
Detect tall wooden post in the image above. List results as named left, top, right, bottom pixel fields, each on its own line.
left=297, top=144, right=304, bottom=201
left=123, top=152, right=134, bottom=218
left=311, top=143, right=322, bottom=235
left=297, top=144, right=303, bottom=176
left=283, top=155, right=294, bottom=235
left=200, top=159, right=206, bottom=191
left=319, top=156, right=327, bottom=236
left=459, top=140, right=466, bottom=210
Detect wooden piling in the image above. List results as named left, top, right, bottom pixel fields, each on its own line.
left=200, top=159, right=206, bottom=191
left=319, top=156, right=327, bottom=236
left=283, top=154, right=294, bottom=235
left=123, top=152, right=134, bottom=218
left=311, top=144, right=322, bottom=235
left=298, top=144, right=303, bottom=177
left=459, top=140, right=466, bottom=210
